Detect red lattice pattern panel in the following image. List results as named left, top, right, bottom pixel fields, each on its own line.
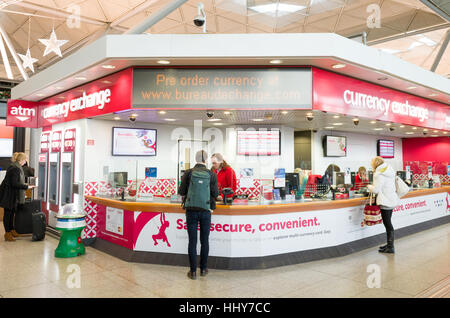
left=137, top=179, right=177, bottom=197
left=236, top=179, right=264, bottom=199
left=413, top=174, right=450, bottom=186
left=83, top=179, right=177, bottom=238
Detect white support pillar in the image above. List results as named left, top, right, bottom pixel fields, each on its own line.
left=0, top=23, right=28, bottom=80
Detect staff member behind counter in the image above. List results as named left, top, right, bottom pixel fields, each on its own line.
left=211, top=153, right=237, bottom=201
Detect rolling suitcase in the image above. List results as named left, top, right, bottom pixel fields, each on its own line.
left=32, top=212, right=46, bottom=241
left=15, top=200, right=41, bottom=234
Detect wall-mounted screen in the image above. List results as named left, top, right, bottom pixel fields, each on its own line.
left=237, top=130, right=281, bottom=156
left=112, top=127, right=157, bottom=156
left=323, top=135, right=347, bottom=157
left=0, top=119, right=14, bottom=157
left=377, top=139, right=394, bottom=158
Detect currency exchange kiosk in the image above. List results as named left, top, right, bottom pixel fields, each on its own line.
left=60, top=129, right=76, bottom=205
left=48, top=131, right=62, bottom=228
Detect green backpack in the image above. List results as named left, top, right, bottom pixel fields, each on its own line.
left=184, top=169, right=211, bottom=211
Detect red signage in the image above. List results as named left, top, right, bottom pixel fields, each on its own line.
left=6, top=100, right=39, bottom=128
left=40, top=132, right=50, bottom=153
left=51, top=131, right=62, bottom=152
left=6, top=68, right=133, bottom=128
left=63, top=128, right=76, bottom=152
left=313, top=68, right=450, bottom=131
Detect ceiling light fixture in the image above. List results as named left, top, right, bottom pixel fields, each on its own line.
left=113, top=116, right=120, bottom=120
left=102, top=64, right=116, bottom=69
left=252, top=118, right=264, bottom=122
left=270, top=59, right=283, bottom=64
left=332, top=63, right=346, bottom=69
left=405, top=132, right=414, bottom=135
left=281, top=111, right=288, bottom=115
left=333, top=115, right=340, bottom=119
left=158, top=111, right=167, bottom=114
left=224, top=111, right=231, bottom=115
left=207, top=118, right=221, bottom=122
left=333, top=123, right=343, bottom=126
left=374, top=128, right=383, bottom=131
left=370, top=120, right=377, bottom=124
left=74, top=76, right=86, bottom=81
left=213, top=123, right=223, bottom=126
left=157, top=60, right=170, bottom=65
left=324, top=126, right=334, bottom=129
left=407, top=86, right=417, bottom=90
left=412, top=127, right=417, bottom=130
left=164, top=118, right=176, bottom=121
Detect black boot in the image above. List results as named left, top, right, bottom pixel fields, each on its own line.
left=380, top=231, right=395, bottom=254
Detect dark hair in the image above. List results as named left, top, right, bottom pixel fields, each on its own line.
left=325, top=164, right=340, bottom=176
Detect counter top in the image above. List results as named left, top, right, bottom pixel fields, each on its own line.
left=85, top=186, right=449, bottom=216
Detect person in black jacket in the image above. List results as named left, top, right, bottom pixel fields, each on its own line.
left=0, top=152, right=32, bottom=241
left=178, top=150, right=219, bottom=280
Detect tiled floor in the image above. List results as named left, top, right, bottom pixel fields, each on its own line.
left=0, top=224, right=449, bottom=298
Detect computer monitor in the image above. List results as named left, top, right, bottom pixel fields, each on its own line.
left=350, top=172, right=356, bottom=185
left=397, top=171, right=406, bottom=182
left=109, top=172, right=128, bottom=188
left=368, top=171, right=373, bottom=183
left=285, top=173, right=300, bottom=193
left=334, top=172, right=345, bottom=186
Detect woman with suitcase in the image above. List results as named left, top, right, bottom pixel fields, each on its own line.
left=0, top=152, right=32, bottom=242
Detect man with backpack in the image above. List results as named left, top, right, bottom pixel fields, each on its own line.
left=179, top=150, right=219, bottom=280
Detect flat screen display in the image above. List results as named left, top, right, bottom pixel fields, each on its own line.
left=0, top=119, right=13, bottom=157
left=237, top=130, right=281, bottom=156
left=112, top=127, right=157, bottom=156
left=377, top=139, right=394, bottom=158
left=323, top=135, right=347, bottom=157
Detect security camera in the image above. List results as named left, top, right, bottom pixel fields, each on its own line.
left=423, top=131, right=427, bottom=136
left=194, top=15, right=205, bottom=27
left=206, top=111, right=214, bottom=118
left=353, top=118, right=359, bottom=126
left=306, top=113, right=314, bottom=121
left=129, top=115, right=137, bottom=122
left=389, top=127, right=395, bottom=132
left=194, top=3, right=206, bottom=32
left=313, top=129, right=318, bottom=133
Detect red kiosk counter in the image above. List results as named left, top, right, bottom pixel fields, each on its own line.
left=7, top=63, right=450, bottom=269
left=86, top=186, right=450, bottom=269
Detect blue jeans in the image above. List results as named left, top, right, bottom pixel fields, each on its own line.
left=186, top=209, right=211, bottom=272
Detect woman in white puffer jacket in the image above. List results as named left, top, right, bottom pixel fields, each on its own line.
left=367, top=156, right=400, bottom=254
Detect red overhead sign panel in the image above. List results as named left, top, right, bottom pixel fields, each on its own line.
left=6, top=100, right=39, bottom=128
left=313, top=68, right=450, bottom=131
left=6, top=68, right=133, bottom=128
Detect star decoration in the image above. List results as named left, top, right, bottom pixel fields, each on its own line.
left=38, top=29, right=68, bottom=57
left=18, top=48, right=38, bottom=73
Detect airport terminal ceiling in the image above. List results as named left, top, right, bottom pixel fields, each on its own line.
left=0, top=0, right=449, bottom=81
